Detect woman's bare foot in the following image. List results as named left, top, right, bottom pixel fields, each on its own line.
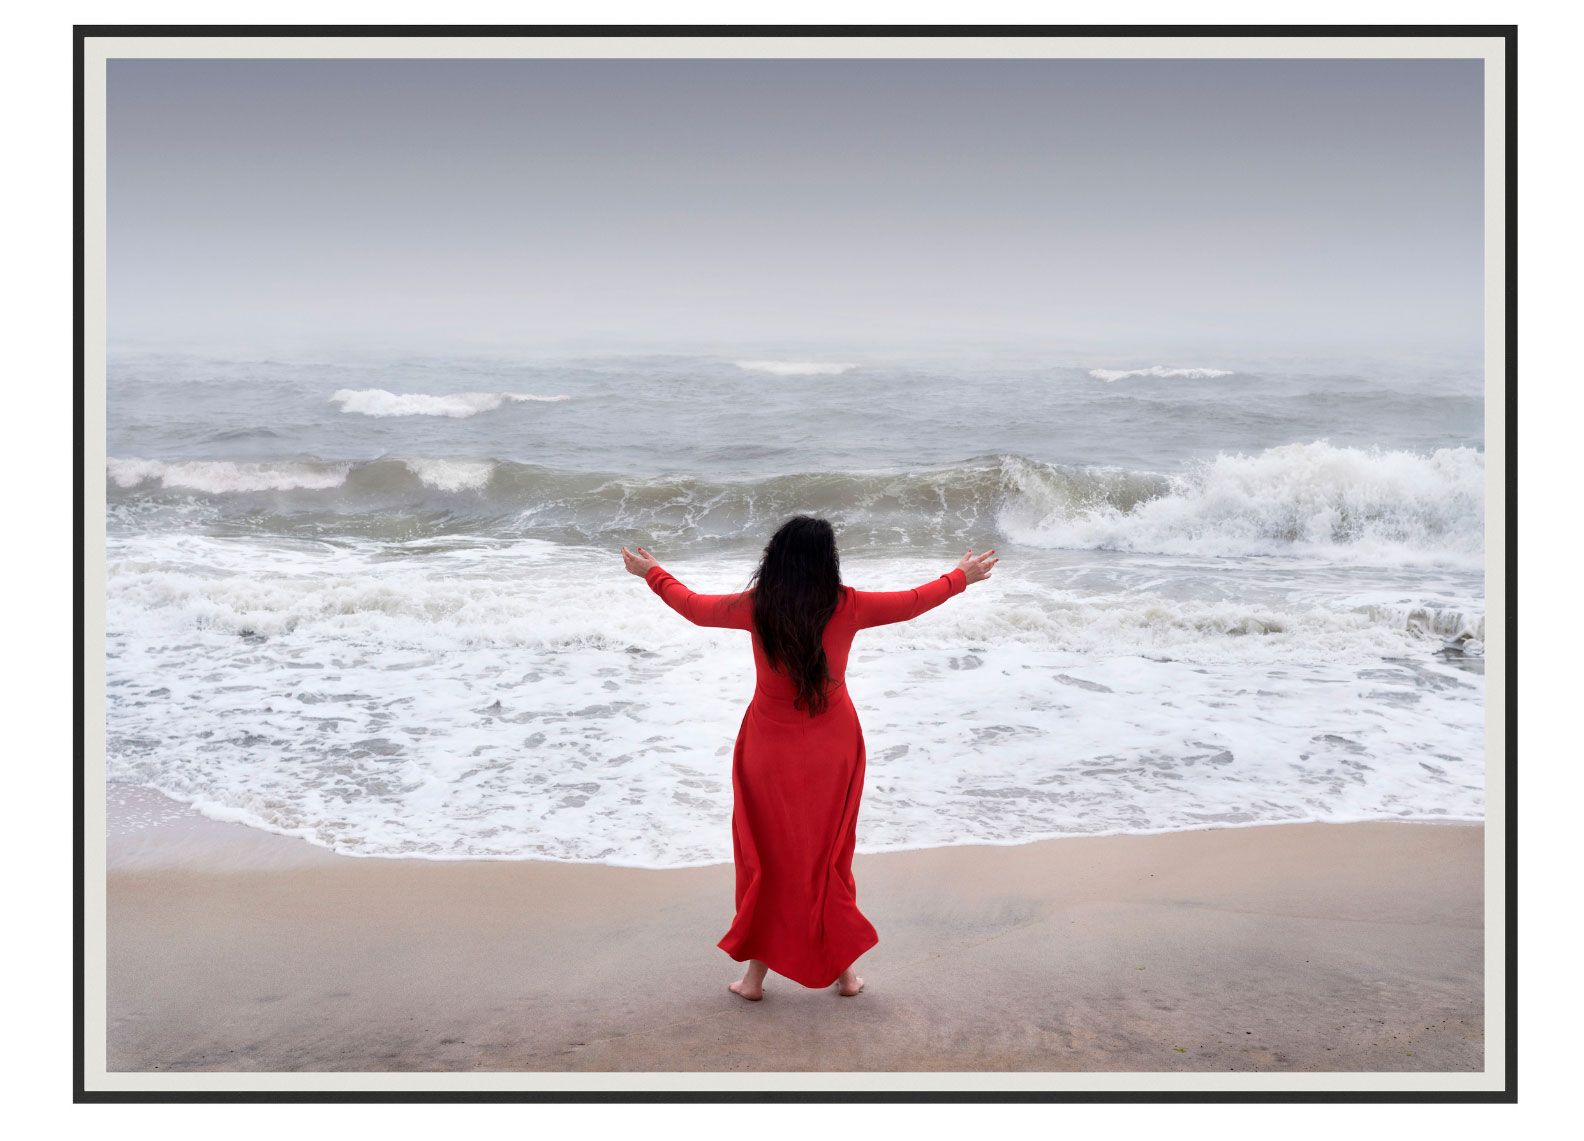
left=728, top=960, right=768, bottom=1001
left=836, top=967, right=865, bottom=996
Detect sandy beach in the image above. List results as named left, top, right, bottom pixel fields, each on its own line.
left=105, top=788, right=1482, bottom=1073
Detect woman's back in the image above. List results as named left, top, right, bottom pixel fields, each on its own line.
left=643, top=565, right=969, bottom=714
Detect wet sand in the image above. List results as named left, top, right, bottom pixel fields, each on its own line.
left=105, top=789, right=1482, bottom=1073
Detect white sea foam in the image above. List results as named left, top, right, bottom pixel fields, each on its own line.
left=1089, top=365, right=1235, bottom=382
left=106, top=536, right=1485, bottom=867
left=330, top=388, right=570, bottom=418
left=733, top=360, right=856, bottom=376
left=999, top=443, right=1484, bottom=568
left=402, top=458, right=496, bottom=492
left=107, top=458, right=350, bottom=493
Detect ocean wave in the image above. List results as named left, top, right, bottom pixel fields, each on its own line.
left=999, top=443, right=1484, bottom=567
left=329, top=388, right=570, bottom=417
left=107, top=443, right=1484, bottom=567
left=733, top=360, right=856, bottom=376
left=107, top=458, right=351, bottom=494
left=202, top=427, right=284, bottom=443
left=1089, top=366, right=1235, bottom=382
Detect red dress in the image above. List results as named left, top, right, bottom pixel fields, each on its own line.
left=644, top=562, right=970, bottom=987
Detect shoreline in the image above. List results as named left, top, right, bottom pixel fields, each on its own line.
left=106, top=787, right=1483, bottom=1073
left=107, top=782, right=1481, bottom=872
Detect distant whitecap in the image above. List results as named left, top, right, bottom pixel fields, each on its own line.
left=733, top=360, right=856, bottom=377
left=106, top=458, right=350, bottom=493
left=1089, top=365, right=1234, bottom=382
left=330, top=388, right=570, bottom=417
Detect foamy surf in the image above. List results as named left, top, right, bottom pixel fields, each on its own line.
left=105, top=536, right=1485, bottom=866
left=105, top=532, right=1482, bottom=654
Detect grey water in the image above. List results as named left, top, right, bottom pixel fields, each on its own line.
left=103, top=348, right=1488, bottom=866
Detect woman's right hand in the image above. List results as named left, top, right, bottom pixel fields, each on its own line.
left=957, top=547, right=998, bottom=585
left=621, top=546, right=659, bottom=577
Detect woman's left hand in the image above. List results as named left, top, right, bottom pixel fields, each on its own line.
left=621, top=546, right=659, bottom=577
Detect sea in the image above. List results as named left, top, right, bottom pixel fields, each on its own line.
left=104, top=349, right=1488, bottom=867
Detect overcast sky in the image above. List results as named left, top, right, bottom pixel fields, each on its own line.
left=107, top=57, right=1483, bottom=355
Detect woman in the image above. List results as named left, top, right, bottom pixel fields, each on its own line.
left=621, top=516, right=997, bottom=1000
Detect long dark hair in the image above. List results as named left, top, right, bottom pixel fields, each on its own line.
left=750, top=515, right=842, bottom=715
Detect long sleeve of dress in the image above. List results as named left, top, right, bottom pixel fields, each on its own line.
left=645, top=564, right=755, bottom=630
left=850, top=566, right=968, bottom=629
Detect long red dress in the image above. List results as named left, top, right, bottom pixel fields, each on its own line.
left=644, top=561, right=970, bottom=988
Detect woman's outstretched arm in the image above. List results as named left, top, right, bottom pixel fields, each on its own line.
left=850, top=547, right=997, bottom=630
left=622, top=546, right=754, bottom=630
left=645, top=565, right=755, bottom=630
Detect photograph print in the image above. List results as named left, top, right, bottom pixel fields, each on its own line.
left=78, top=28, right=1512, bottom=1098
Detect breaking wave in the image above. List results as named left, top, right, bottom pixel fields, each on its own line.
left=107, top=458, right=351, bottom=494
left=999, top=443, right=1483, bottom=567
left=107, top=443, right=1482, bottom=566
